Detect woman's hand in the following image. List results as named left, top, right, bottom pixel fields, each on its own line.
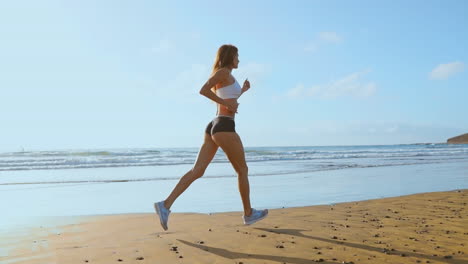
left=241, top=78, right=250, bottom=94
left=224, top=100, right=239, bottom=113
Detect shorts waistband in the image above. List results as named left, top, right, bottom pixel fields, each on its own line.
left=216, top=115, right=234, bottom=120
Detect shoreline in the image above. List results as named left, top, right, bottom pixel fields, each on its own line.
left=2, top=189, right=467, bottom=264
left=41, top=188, right=468, bottom=216
left=2, top=160, right=466, bottom=225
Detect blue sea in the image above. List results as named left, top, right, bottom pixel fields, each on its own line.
left=0, top=144, right=467, bottom=230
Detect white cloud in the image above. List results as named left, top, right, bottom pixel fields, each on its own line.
left=304, top=31, right=343, bottom=53
left=386, top=125, right=399, bottom=133
left=277, top=120, right=460, bottom=145
left=235, top=62, right=272, bottom=86
left=304, top=43, right=318, bottom=53
left=287, top=70, right=377, bottom=99
left=160, top=64, right=210, bottom=99
left=151, top=39, right=172, bottom=54
left=287, top=84, right=305, bottom=97
left=151, top=32, right=201, bottom=55
left=189, top=31, right=201, bottom=41
left=429, top=61, right=464, bottom=80
left=319, top=32, right=343, bottom=44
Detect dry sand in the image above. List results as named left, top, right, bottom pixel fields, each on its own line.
left=2, top=190, right=467, bottom=264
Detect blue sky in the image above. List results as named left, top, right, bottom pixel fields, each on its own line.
left=0, top=0, right=467, bottom=152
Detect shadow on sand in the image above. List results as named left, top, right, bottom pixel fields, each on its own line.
left=254, top=228, right=464, bottom=264
left=176, top=228, right=464, bottom=264
left=177, top=239, right=334, bottom=264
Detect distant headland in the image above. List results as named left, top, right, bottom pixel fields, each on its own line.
left=447, top=133, right=468, bottom=144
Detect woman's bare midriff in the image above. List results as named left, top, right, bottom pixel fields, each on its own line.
left=217, top=98, right=237, bottom=117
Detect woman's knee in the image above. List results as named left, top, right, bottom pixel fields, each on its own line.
left=236, top=164, right=248, bottom=177
left=191, top=167, right=206, bottom=179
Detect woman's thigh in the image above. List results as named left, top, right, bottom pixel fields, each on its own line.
left=211, top=132, right=247, bottom=173
left=192, top=133, right=219, bottom=174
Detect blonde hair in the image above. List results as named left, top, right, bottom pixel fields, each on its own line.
left=212, top=44, right=238, bottom=74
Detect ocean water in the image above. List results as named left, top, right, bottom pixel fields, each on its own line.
left=0, top=144, right=467, bottom=230
left=1, top=144, right=467, bottom=183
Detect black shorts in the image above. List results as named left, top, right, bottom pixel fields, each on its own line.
left=205, top=116, right=236, bottom=135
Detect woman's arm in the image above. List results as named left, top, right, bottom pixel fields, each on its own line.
left=238, top=78, right=250, bottom=98
left=199, top=69, right=238, bottom=112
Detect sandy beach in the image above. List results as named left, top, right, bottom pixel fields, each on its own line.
left=1, top=189, right=467, bottom=264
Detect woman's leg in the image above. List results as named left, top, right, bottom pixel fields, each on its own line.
left=164, top=133, right=219, bottom=209
left=211, top=132, right=252, bottom=216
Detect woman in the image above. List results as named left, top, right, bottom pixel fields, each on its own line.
left=154, top=44, right=268, bottom=231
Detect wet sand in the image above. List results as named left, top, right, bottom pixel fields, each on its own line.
left=2, top=189, right=467, bottom=264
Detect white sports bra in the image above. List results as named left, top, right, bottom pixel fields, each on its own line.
left=215, top=78, right=242, bottom=99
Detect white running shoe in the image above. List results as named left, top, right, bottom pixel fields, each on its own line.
left=243, top=208, right=268, bottom=225
left=154, top=201, right=171, bottom=231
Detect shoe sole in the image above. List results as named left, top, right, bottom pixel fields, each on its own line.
left=154, top=202, right=168, bottom=231
left=244, top=209, right=269, bottom=225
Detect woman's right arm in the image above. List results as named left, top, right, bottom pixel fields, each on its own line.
left=199, top=69, right=238, bottom=112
